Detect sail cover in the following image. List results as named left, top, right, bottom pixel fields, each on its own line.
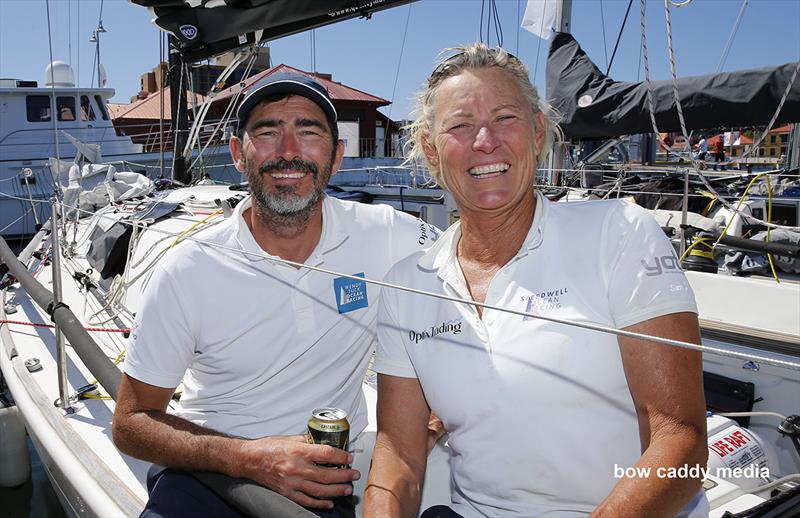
left=546, top=32, right=800, bottom=139
left=131, top=0, right=416, bottom=61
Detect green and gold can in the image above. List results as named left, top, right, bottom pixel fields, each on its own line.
left=307, top=407, right=350, bottom=456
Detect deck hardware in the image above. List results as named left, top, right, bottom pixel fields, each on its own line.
left=24, top=358, right=42, bottom=372
left=3, top=303, right=17, bottom=315
left=51, top=200, right=72, bottom=412
left=742, top=361, right=760, bottom=372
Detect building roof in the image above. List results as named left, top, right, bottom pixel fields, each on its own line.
left=106, top=103, right=130, bottom=118
left=212, top=64, right=390, bottom=106
left=112, top=89, right=206, bottom=120
left=768, top=124, right=793, bottom=134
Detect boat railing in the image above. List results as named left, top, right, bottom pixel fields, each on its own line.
left=0, top=126, right=130, bottom=148
left=358, top=136, right=404, bottom=158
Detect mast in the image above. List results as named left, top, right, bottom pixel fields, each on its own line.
left=168, top=35, right=190, bottom=184
left=549, top=0, right=572, bottom=185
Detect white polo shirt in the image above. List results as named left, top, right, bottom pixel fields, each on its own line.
left=125, top=194, right=438, bottom=440
left=375, top=193, right=705, bottom=516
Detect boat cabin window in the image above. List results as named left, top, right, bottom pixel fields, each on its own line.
left=26, top=95, right=51, bottom=122
left=94, top=95, right=109, bottom=120
left=57, top=96, right=76, bottom=121
left=81, top=95, right=96, bottom=121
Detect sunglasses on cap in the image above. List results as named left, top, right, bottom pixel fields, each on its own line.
left=427, top=48, right=523, bottom=86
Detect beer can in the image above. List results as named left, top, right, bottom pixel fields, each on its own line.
left=307, top=407, right=350, bottom=454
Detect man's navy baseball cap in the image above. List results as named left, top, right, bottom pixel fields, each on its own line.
left=237, top=72, right=337, bottom=130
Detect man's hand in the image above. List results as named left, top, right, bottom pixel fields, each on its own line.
left=238, top=435, right=360, bottom=509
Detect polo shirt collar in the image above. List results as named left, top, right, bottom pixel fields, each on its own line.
left=232, top=194, right=347, bottom=264
left=417, top=190, right=549, bottom=273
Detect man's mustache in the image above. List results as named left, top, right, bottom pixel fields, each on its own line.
left=258, top=158, right=319, bottom=176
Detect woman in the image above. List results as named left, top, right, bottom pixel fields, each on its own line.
left=363, top=44, right=708, bottom=517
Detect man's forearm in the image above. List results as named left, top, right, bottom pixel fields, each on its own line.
left=113, top=408, right=244, bottom=477
left=592, top=428, right=707, bottom=517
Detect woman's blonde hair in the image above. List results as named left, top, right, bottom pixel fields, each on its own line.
left=405, top=43, right=561, bottom=188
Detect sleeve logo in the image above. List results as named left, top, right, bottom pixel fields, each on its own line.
left=333, top=273, right=368, bottom=314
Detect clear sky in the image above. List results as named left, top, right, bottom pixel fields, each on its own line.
left=1, top=0, right=798, bottom=120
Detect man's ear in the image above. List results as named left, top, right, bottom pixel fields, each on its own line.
left=229, top=135, right=246, bottom=172
left=330, top=139, right=346, bottom=176
left=421, top=133, right=439, bottom=167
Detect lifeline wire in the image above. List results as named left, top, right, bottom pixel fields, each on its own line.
left=55, top=202, right=800, bottom=372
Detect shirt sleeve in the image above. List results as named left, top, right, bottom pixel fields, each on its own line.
left=123, top=261, right=196, bottom=388
left=388, top=209, right=442, bottom=264
left=373, top=265, right=419, bottom=378
left=602, top=201, right=698, bottom=329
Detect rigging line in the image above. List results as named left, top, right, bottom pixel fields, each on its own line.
left=492, top=0, right=503, bottom=48
left=68, top=0, right=72, bottom=67
left=487, top=0, right=492, bottom=46
left=44, top=0, right=62, bottom=180
left=60, top=203, right=800, bottom=371
left=606, top=0, right=635, bottom=76
left=516, top=0, right=521, bottom=55
left=479, top=0, right=486, bottom=43
left=387, top=3, right=413, bottom=121
left=715, top=0, right=748, bottom=72
left=533, top=0, right=547, bottom=84
left=309, top=29, right=316, bottom=76
left=0, top=208, right=34, bottom=235
left=600, top=0, right=609, bottom=71
left=716, top=0, right=748, bottom=73
left=182, top=232, right=800, bottom=372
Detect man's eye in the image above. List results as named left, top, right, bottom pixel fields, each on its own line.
left=449, top=123, right=469, bottom=131
left=497, top=115, right=517, bottom=122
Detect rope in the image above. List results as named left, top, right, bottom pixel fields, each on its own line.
left=607, top=0, right=635, bottom=75
left=0, top=207, right=34, bottom=234
left=1, top=319, right=129, bottom=333
left=386, top=3, right=412, bottom=121
left=715, top=0, right=748, bottom=73
left=600, top=0, right=609, bottom=71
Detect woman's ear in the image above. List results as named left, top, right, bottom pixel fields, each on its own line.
left=422, top=133, right=439, bottom=167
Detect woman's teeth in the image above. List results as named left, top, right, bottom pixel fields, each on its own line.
left=468, top=163, right=510, bottom=177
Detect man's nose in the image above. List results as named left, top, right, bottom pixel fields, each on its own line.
left=276, top=131, right=301, bottom=160
left=473, top=126, right=500, bottom=153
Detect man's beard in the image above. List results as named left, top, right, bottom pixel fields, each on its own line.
left=246, top=156, right=333, bottom=234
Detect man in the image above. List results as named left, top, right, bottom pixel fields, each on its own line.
left=714, top=136, right=725, bottom=170
left=697, top=134, right=708, bottom=162
left=112, top=72, right=438, bottom=517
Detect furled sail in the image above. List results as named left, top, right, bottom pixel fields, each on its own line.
left=130, top=0, right=417, bottom=61
left=546, top=32, right=800, bottom=139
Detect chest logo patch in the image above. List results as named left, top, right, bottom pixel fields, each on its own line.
left=521, top=287, right=569, bottom=320
left=333, top=273, right=368, bottom=314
